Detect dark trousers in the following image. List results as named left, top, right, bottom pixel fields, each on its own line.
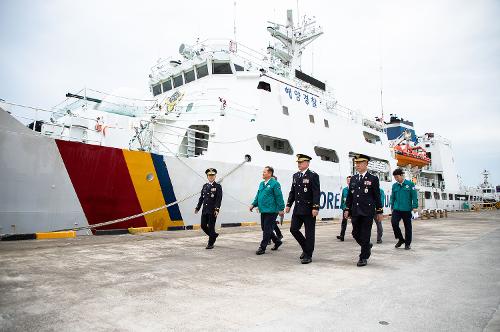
left=391, top=210, right=412, bottom=245
left=340, top=209, right=348, bottom=237
left=374, top=220, right=383, bottom=241
left=290, top=214, right=316, bottom=258
left=351, top=215, right=374, bottom=259
left=274, top=223, right=282, bottom=238
left=201, top=213, right=218, bottom=245
left=260, top=213, right=279, bottom=249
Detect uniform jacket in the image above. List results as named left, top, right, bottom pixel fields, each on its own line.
left=390, top=179, right=418, bottom=211
left=287, top=169, right=320, bottom=215
left=196, top=181, right=223, bottom=215
left=251, top=177, right=285, bottom=213
left=345, top=172, right=383, bottom=217
left=340, top=186, right=349, bottom=210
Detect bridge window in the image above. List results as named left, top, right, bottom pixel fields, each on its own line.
left=173, top=74, right=183, bottom=88
left=212, top=62, right=232, bottom=74
left=162, top=79, right=172, bottom=93
left=324, top=119, right=329, bottom=128
left=196, top=63, right=209, bottom=79
left=363, top=131, right=381, bottom=144
left=425, top=191, right=431, bottom=199
left=314, top=146, right=339, bottom=163
left=449, top=193, right=453, bottom=200
left=234, top=64, right=244, bottom=71
left=433, top=192, right=440, bottom=200
left=441, top=193, right=447, bottom=200
left=152, top=84, right=162, bottom=96
left=309, top=115, right=315, bottom=123
left=257, top=81, right=271, bottom=92
left=257, top=135, right=293, bottom=155
left=184, top=69, right=195, bottom=84
left=282, top=106, right=289, bottom=115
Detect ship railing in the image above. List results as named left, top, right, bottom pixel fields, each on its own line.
left=417, top=177, right=446, bottom=190
left=150, top=39, right=270, bottom=77
left=330, top=103, right=363, bottom=124
left=362, top=118, right=385, bottom=133
left=1, top=101, right=105, bottom=145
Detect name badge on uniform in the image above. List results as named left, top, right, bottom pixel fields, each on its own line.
left=364, top=181, right=372, bottom=186
left=211, top=188, right=216, bottom=192
left=303, top=179, right=309, bottom=184
left=364, top=188, right=368, bottom=193
left=304, top=187, right=308, bottom=192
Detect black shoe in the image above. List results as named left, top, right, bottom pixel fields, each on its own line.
left=301, top=256, right=312, bottom=264
left=357, top=258, right=367, bottom=267
left=205, top=244, right=214, bottom=249
left=277, top=234, right=283, bottom=241
left=405, top=245, right=411, bottom=250
left=271, top=241, right=282, bottom=251
left=300, top=252, right=306, bottom=259
left=377, top=239, right=383, bottom=244
left=256, top=247, right=266, bottom=255
left=337, top=236, right=344, bottom=241
left=395, top=239, right=405, bottom=248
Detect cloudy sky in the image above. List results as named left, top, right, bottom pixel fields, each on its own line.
left=1, top=0, right=499, bottom=186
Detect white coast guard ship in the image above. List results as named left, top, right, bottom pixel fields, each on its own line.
left=0, top=10, right=484, bottom=235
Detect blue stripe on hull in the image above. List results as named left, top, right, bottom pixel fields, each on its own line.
left=151, top=154, right=183, bottom=221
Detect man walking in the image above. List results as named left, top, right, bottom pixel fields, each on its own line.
left=337, top=176, right=352, bottom=242
left=344, top=154, right=383, bottom=267
left=195, top=168, right=223, bottom=249
left=390, top=168, right=418, bottom=250
left=250, top=166, right=285, bottom=255
left=285, top=154, right=320, bottom=264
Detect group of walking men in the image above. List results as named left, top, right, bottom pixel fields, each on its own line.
left=195, top=153, right=418, bottom=266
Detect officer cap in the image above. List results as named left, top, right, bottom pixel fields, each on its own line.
left=354, top=154, right=371, bottom=162
left=205, top=168, right=217, bottom=175
left=296, top=154, right=312, bottom=162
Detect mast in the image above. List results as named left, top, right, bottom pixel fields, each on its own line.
left=266, top=9, right=323, bottom=76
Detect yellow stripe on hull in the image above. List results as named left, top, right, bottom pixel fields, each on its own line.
left=122, top=150, right=174, bottom=230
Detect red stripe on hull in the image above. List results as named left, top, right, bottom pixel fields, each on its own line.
left=56, top=140, right=147, bottom=230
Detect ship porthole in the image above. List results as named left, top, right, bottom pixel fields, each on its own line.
left=146, top=173, right=154, bottom=182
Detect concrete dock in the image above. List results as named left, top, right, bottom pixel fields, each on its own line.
left=1, top=211, right=499, bottom=331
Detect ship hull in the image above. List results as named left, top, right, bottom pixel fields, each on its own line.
left=1, top=108, right=364, bottom=234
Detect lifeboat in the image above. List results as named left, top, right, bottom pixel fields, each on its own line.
left=394, top=144, right=431, bottom=167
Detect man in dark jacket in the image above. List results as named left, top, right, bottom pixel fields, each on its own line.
left=195, top=168, right=223, bottom=249
left=285, top=154, right=321, bottom=264
left=344, top=154, right=383, bottom=266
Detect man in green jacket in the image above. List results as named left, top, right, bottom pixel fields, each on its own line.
left=250, top=166, right=285, bottom=255
left=390, top=168, right=418, bottom=250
